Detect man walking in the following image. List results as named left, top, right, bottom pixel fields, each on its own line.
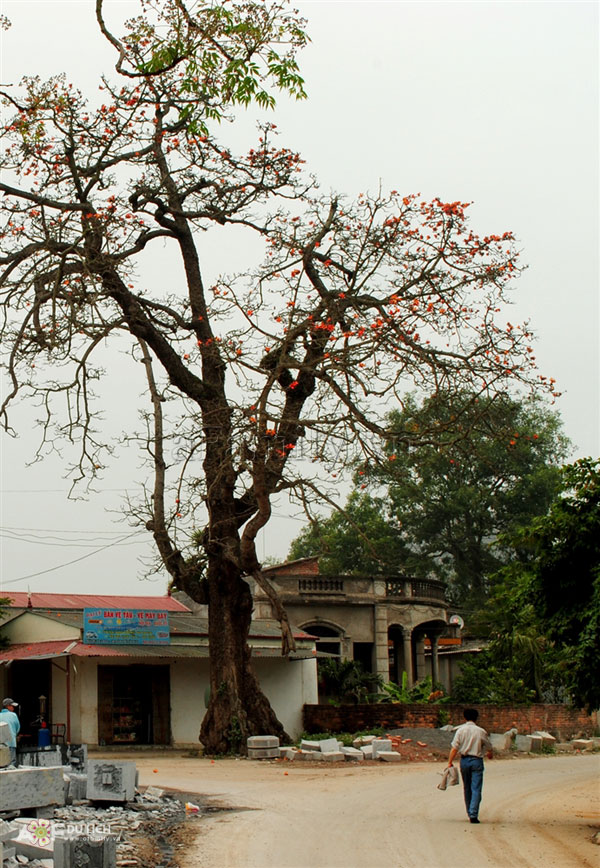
left=1, top=698, right=20, bottom=768
left=447, top=707, right=492, bottom=823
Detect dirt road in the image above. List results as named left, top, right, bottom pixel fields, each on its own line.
left=126, top=753, right=600, bottom=868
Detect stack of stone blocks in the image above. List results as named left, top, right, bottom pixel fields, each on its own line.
left=248, top=734, right=405, bottom=762
left=0, top=748, right=137, bottom=867
left=0, top=720, right=11, bottom=769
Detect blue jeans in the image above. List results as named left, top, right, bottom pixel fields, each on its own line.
left=460, top=756, right=484, bottom=819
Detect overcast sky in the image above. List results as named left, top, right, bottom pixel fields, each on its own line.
left=1, top=0, right=598, bottom=597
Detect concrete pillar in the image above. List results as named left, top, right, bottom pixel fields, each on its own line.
left=402, top=631, right=413, bottom=688
left=430, top=635, right=440, bottom=686
left=374, top=605, right=390, bottom=683
left=415, top=634, right=426, bottom=681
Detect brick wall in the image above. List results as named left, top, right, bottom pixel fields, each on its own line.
left=303, top=703, right=597, bottom=739
left=263, top=556, right=320, bottom=576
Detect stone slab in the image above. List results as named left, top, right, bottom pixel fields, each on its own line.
left=378, top=751, right=402, bottom=762
left=247, top=736, right=279, bottom=749
left=572, top=739, right=594, bottom=751
left=299, top=740, right=322, bottom=752
left=0, top=745, right=11, bottom=767
left=54, top=832, right=117, bottom=868
left=293, top=750, right=323, bottom=761
left=528, top=735, right=543, bottom=752
left=489, top=733, right=512, bottom=751
left=86, top=760, right=136, bottom=802
left=279, top=747, right=297, bottom=760
left=0, top=820, right=19, bottom=843
left=314, top=738, right=340, bottom=753
left=341, top=747, right=364, bottom=760
left=371, top=739, right=392, bottom=758
left=360, top=745, right=373, bottom=758
left=532, top=731, right=556, bottom=746
left=65, top=773, right=88, bottom=803
left=321, top=751, right=345, bottom=762
left=18, top=747, right=64, bottom=768
left=514, top=735, right=533, bottom=752
left=0, top=721, right=10, bottom=744
left=0, top=766, right=65, bottom=811
left=13, top=820, right=58, bottom=859
left=61, top=744, right=88, bottom=771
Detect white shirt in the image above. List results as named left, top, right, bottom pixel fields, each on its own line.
left=451, top=720, right=491, bottom=758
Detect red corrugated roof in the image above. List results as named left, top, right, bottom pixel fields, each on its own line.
left=0, top=640, right=208, bottom=661
left=0, top=640, right=315, bottom=661
left=0, top=640, right=78, bottom=661
left=4, top=592, right=190, bottom=612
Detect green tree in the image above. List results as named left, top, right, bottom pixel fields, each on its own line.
left=0, top=2, right=553, bottom=751
left=520, top=458, right=600, bottom=709
left=289, top=492, right=408, bottom=575
left=452, top=458, right=600, bottom=708
left=290, top=393, right=568, bottom=606
left=379, top=392, right=569, bottom=605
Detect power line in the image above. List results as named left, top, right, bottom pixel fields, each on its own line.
left=0, top=532, right=146, bottom=548
left=1, top=532, right=143, bottom=585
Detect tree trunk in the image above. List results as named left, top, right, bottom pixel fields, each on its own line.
left=199, top=556, right=291, bottom=754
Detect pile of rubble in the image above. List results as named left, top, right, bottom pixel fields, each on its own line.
left=0, top=744, right=186, bottom=868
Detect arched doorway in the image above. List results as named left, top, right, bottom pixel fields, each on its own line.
left=302, top=623, right=342, bottom=657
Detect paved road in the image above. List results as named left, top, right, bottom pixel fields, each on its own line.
left=132, top=753, right=600, bottom=868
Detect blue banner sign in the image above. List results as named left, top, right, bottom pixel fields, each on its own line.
left=83, top=608, right=170, bottom=645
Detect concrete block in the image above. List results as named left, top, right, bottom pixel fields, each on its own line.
left=18, top=747, right=64, bottom=768
left=341, top=747, right=364, bottom=761
left=528, top=735, right=543, bottom=752
left=353, top=735, right=375, bottom=747
left=54, top=832, right=117, bottom=868
left=61, top=744, right=88, bottom=771
left=247, top=747, right=279, bottom=759
left=489, top=733, right=512, bottom=751
left=279, top=747, right=297, bottom=760
left=299, top=740, right=322, bottom=752
left=0, top=745, right=11, bottom=767
left=0, top=820, right=19, bottom=842
left=321, top=751, right=345, bottom=762
left=372, top=739, right=392, bottom=758
left=65, top=772, right=88, bottom=802
left=247, top=736, right=279, bottom=749
left=532, top=731, right=556, bottom=747
left=378, top=751, right=402, bottom=762
left=294, top=750, right=323, bottom=761
left=572, top=739, right=594, bottom=752
left=514, top=735, right=533, bottom=752
left=0, top=721, right=10, bottom=744
left=13, top=821, right=55, bottom=860
left=86, top=760, right=136, bottom=802
left=314, top=738, right=339, bottom=753
left=0, top=766, right=65, bottom=811
left=360, top=745, right=373, bottom=758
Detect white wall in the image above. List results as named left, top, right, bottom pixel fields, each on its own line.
left=170, top=659, right=209, bottom=746
left=252, top=656, right=318, bottom=739
left=2, top=613, right=78, bottom=643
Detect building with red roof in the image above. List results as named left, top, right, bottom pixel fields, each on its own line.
left=0, top=592, right=317, bottom=748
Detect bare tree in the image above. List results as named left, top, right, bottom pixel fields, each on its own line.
left=0, top=0, right=553, bottom=751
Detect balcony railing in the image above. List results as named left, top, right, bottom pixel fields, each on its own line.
left=298, top=578, right=345, bottom=593
left=385, top=579, right=447, bottom=602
